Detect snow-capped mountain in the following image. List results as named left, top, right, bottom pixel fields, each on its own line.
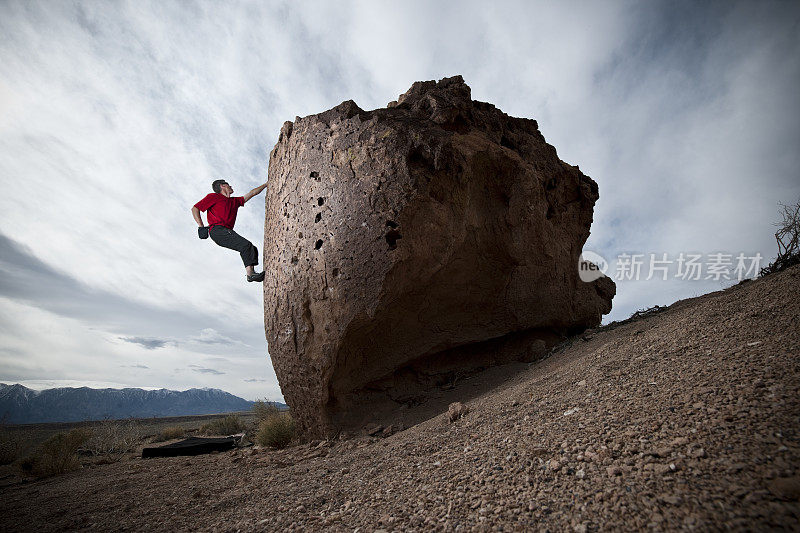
left=0, top=383, right=263, bottom=424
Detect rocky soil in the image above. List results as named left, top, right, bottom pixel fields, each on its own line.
left=1, top=266, right=798, bottom=531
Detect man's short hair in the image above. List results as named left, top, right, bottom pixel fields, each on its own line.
left=212, top=179, right=227, bottom=194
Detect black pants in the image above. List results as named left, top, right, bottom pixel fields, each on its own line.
left=209, top=225, right=259, bottom=268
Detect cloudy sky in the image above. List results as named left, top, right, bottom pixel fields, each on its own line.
left=1, top=0, right=798, bottom=401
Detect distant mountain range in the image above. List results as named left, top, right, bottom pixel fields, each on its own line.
left=0, top=383, right=280, bottom=424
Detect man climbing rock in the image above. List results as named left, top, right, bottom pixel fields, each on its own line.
left=192, top=179, right=267, bottom=282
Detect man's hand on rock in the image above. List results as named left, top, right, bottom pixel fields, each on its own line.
left=243, top=182, right=268, bottom=203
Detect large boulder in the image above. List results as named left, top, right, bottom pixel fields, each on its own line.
left=263, top=76, right=615, bottom=438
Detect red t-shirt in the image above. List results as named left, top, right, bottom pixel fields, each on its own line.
left=194, top=193, right=245, bottom=229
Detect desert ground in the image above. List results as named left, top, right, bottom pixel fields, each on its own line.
left=1, top=266, right=798, bottom=532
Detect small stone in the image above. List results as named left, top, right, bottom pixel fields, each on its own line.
left=660, top=495, right=681, bottom=505
left=448, top=402, right=469, bottom=422
left=365, top=424, right=383, bottom=436
left=564, top=407, right=580, bottom=416
left=606, top=466, right=622, bottom=476
left=654, top=464, right=672, bottom=475
left=647, top=446, right=671, bottom=458
left=768, top=476, right=800, bottom=501
left=690, top=447, right=706, bottom=458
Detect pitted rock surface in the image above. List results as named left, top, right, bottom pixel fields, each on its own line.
left=263, top=76, right=615, bottom=437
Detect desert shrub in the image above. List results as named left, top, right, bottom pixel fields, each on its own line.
left=253, top=399, right=281, bottom=422
left=85, top=420, right=141, bottom=459
left=760, top=199, right=800, bottom=276
left=20, top=428, right=91, bottom=477
left=200, top=415, right=244, bottom=436
left=154, top=425, right=186, bottom=442
left=255, top=412, right=296, bottom=449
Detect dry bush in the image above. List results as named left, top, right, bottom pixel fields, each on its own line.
left=761, top=199, right=800, bottom=276
left=253, top=399, right=281, bottom=422
left=85, top=420, right=141, bottom=460
left=200, top=415, right=244, bottom=436
left=154, top=425, right=186, bottom=442
left=20, top=428, right=91, bottom=477
left=255, top=412, right=296, bottom=448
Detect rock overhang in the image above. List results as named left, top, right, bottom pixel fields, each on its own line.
left=263, top=75, right=615, bottom=438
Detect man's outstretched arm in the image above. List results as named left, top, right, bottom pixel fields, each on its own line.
left=191, top=206, right=204, bottom=227
left=242, top=182, right=267, bottom=203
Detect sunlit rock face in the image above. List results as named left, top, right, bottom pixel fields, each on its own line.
left=263, top=76, right=615, bottom=438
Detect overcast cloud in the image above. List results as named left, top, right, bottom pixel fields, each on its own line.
left=1, top=0, right=798, bottom=401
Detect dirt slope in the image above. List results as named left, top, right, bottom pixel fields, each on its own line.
left=1, top=266, right=798, bottom=531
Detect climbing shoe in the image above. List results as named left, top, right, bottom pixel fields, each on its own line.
left=247, top=271, right=265, bottom=283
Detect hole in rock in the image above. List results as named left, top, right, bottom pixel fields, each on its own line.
left=546, top=177, right=557, bottom=191
left=546, top=205, right=555, bottom=220
left=332, top=268, right=339, bottom=277
left=315, top=239, right=323, bottom=250
left=318, top=197, right=325, bottom=206
left=315, top=213, right=322, bottom=223
left=386, top=229, right=402, bottom=250
left=407, top=147, right=430, bottom=170
left=385, top=220, right=399, bottom=229
left=291, top=256, right=299, bottom=264
left=500, top=136, right=515, bottom=150
left=298, top=232, right=303, bottom=238
left=310, top=171, right=320, bottom=180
